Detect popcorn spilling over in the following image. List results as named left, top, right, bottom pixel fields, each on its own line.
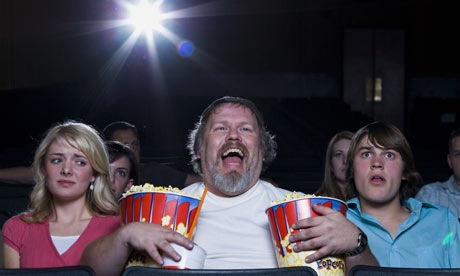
left=121, top=183, right=200, bottom=199
left=270, top=191, right=316, bottom=205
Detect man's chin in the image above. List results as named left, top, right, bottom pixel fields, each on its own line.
left=219, top=166, right=245, bottom=175
left=212, top=170, right=251, bottom=196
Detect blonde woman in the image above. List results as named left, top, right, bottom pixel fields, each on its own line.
left=2, top=121, right=119, bottom=268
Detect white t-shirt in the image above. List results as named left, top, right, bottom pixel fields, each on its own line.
left=182, top=180, right=289, bottom=269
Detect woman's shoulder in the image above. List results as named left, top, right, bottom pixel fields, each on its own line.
left=3, top=215, right=24, bottom=228
left=2, top=213, right=43, bottom=239
left=3, top=213, right=37, bottom=227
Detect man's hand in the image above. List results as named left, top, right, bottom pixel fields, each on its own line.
left=121, top=222, right=194, bottom=265
left=289, top=203, right=360, bottom=263
left=81, top=222, right=195, bottom=276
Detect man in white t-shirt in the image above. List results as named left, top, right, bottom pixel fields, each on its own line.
left=81, top=96, right=378, bottom=275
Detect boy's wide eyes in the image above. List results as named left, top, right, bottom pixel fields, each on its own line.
left=385, top=152, right=395, bottom=159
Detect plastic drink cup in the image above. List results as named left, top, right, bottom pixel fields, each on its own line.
left=163, top=243, right=207, bottom=269
left=266, top=196, right=347, bottom=276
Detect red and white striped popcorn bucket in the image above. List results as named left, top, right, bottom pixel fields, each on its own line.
left=266, top=196, right=347, bottom=276
left=119, top=191, right=200, bottom=268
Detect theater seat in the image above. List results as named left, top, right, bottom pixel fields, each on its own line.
left=0, top=265, right=95, bottom=275
left=349, top=265, right=460, bottom=276
left=122, top=266, right=318, bottom=276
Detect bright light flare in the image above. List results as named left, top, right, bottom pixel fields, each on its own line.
left=127, top=0, right=164, bottom=35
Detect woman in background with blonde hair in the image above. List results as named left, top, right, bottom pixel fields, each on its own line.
left=2, top=121, right=119, bottom=268
left=315, top=131, right=354, bottom=201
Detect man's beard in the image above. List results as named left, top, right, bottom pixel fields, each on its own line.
left=211, top=167, right=251, bottom=196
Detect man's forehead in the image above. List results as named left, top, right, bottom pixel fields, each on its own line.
left=208, top=103, right=257, bottom=121
left=452, top=136, right=460, bottom=145
left=451, top=137, right=460, bottom=151
left=358, top=135, right=393, bottom=151
left=358, top=136, right=380, bottom=148
left=212, top=102, right=252, bottom=113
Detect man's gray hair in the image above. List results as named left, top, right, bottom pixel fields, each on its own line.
left=187, top=96, right=277, bottom=174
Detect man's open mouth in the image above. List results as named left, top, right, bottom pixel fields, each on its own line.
left=370, top=175, right=385, bottom=182
left=222, top=148, right=244, bottom=164
left=220, top=145, right=247, bottom=165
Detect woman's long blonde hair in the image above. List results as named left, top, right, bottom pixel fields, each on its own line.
left=21, top=121, right=119, bottom=223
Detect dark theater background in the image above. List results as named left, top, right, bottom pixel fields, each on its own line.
left=0, top=0, right=459, bottom=215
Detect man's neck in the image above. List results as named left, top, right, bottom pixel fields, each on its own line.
left=359, top=196, right=410, bottom=238
left=455, top=175, right=460, bottom=187
left=204, top=180, right=258, bottom=198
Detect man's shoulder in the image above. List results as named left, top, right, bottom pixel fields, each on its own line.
left=258, top=179, right=289, bottom=197
left=420, top=180, right=449, bottom=190
left=416, top=179, right=450, bottom=199
left=182, top=182, right=204, bottom=194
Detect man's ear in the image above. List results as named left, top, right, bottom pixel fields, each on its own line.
left=124, top=179, right=134, bottom=192
left=448, top=153, right=453, bottom=170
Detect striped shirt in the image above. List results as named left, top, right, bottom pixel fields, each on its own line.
left=416, top=175, right=460, bottom=218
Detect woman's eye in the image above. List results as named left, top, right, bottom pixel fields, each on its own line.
left=335, top=152, right=343, bottom=158
left=117, top=170, right=127, bottom=177
left=51, top=158, right=61, bottom=164
left=76, top=160, right=87, bottom=166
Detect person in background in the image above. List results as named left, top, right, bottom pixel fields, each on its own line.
left=80, top=96, right=378, bottom=275
left=0, top=121, right=201, bottom=189
left=2, top=121, right=119, bottom=268
left=345, top=121, right=460, bottom=268
left=106, top=141, right=138, bottom=199
left=102, top=121, right=202, bottom=188
left=0, top=166, right=34, bottom=184
left=315, top=131, right=354, bottom=201
left=416, top=128, right=460, bottom=218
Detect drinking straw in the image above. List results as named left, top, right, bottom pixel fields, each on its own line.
left=187, top=187, right=208, bottom=240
